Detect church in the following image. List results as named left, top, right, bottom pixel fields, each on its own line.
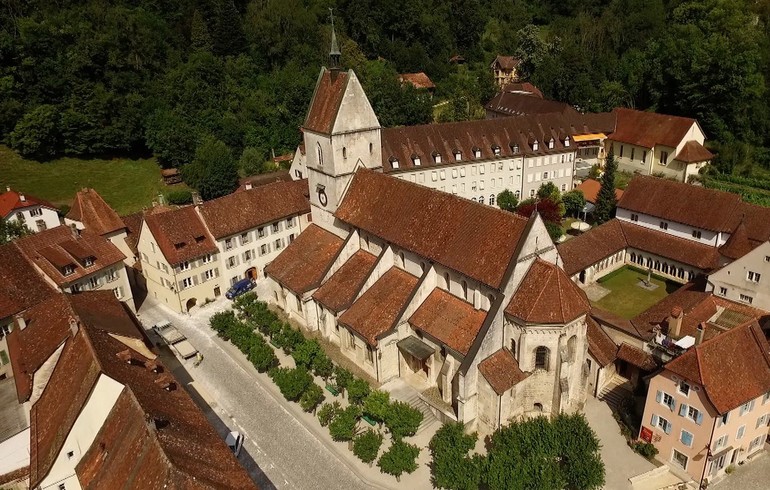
left=264, top=43, right=592, bottom=434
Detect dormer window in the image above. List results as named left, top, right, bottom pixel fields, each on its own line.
left=389, top=156, right=399, bottom=169
left=473, top=147, right=481, bottom=159
left=173, top=242, right=184, bottom=250
left=533, top=141, right=539, bottom=151
left=492, top=145, right=501, bottom=156
left=412, top=155, right=421, bottom=166
left=511, top=144, right=519, bottom=154
left=454, top=150, right=462, bottom=161
left=564, top=136, right=570, bottom=147
left=433, top=152, right=442, bottom=164
left=84, top=257, right=94, bottom=267
left=548, top=138, right=554, bottom=149
left=63, top=265, right=75, bottom=276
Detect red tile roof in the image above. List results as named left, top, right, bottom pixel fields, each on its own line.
left=591, top=307, right=647, bottom=340
left=586, top=317, right=618, bottom=367
left=719, top=218, right=756, bottom=259
left=674, top=140, right=713, bottom=163
left=15, top=225, right=126, bottom=286
left=616, top=343, right=658, bottom=371
left=557, top=219, right=628, bottom=276
left=0, top=244, right=56, bottom=320
left=620, top=220, right=722, bottom=270
left=665, top=321, right=770, bottom=414
left=121, top=211, right=143, bottom=256
left=491, top=55, right=521, bottom=71
left=408, top=289, right=488, bottom=356
left=0, top=188, right=57, bottom=217
left=399, top=72, right=435, bottom=90
left=338, top=267, right=419, bottom=346
left=238, top=170, right=293, bottom=190
left=575, top=178, right=624, bottom=204
left=335, top=169, right=529, bottom=289
left=143, top=206, right=218, bottom=266
left=478, top=348, right=528, bottom=395
left=200, top=179, right=309, bottom=239
left=610, top=108, right=698, bottom=149
left=265, top=224, right=344, bottom=295
left=66, top=188, right=125, bottom=236
left=312, top=250, right=378, bottom=313
left=485, top=92, right=578, bottom=117
left=732, top=202, right=770, bottom=243
left=505, top=259, right=590, bottom=324
left=304, top=69, right=348, bottom=134
left=501, top=82, right=543, bottom=98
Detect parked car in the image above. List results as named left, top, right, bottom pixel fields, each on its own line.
left=226, top=278, right=254, bottom=299
left=225, top=431, right=244, bottom=456
left=152, top=320, right=199, bottom=360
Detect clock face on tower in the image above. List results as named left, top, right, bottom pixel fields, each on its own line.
left=318, top=189, right=328, bottom=206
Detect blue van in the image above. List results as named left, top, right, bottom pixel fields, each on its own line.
left=226, top=278, right=254, bottom=299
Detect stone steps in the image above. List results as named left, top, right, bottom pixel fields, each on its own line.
left=599, top=377, right=632, bottom=411
left=394, top=391, right=439, bottom=435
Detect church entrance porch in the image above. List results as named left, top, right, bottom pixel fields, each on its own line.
left=397, top=336, right=433, bottom=388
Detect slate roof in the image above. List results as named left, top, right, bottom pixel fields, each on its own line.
left=0, top=244, right=56, bottom=320
left=478, top=348, right=528, bottom=395
left=311, top=250, right=378, bottom=313
left=665, top=321, right=770, bottom=414
left=264, top=224, right=344, bottom=295
left=586, top=316, right=618, bottom=367
left=505, top=259, right=590, bottom=324
left=610, top=108, right=698, bottom=149
left=674, top=140, right=714, bottom=163
left=0, top=188, right=57, bottom=217
left=67, top=188, right=125, bottom=236
left=199, top=179, right=309, bottom=239
left=338, top=268, right=419, bottom=346
left=335, top=169, right=529, bottom=289
left=143, top=206, right=218, bottom=266
left=15, top=225, right=126, bottom=285
left=574, top=178, right=624, bottom=204
left=408, top=288, right=488, bottom=356
left=304, top=68, right=348, bottom=134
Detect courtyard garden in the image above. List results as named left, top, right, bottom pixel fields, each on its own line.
left=591, top=266, right=680, bottom=319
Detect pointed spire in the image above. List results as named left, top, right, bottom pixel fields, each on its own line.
left=329, top=8, right=341, bottom=69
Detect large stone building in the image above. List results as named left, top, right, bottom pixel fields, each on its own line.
left=265, top=59, right=594, bottom=434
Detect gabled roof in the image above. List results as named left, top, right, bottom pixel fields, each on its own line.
left=121, top=211, right=143, bottom=256
left=619, top=220, right=722, bottom=270
left=265, top=224, right=344, bottom=295
left=491, top=55, right=521, bottom=71
left=574, top=178, right=623, bottom=204
left=557, top=219, right=628, bottom=276
left=14, top=225, right=125, bottom=285
left=485, top=92, right=577, bottom=117
left=66, top=188, right=125, bottom=236
left=312, top=250, right=378, bottom=313
left=478, top=348, right=528, bottom=395
left=338, top=267, right=419, bottom=346
left=616, top=343, right=658, bottom=371
left=199, top=179, right=309, bottom=239
left=674, top=140, right=714, bottom=163
left=335, top=169, right=529, bottom=289
left=665, top=321, right=770, bottom=414
left=304, top=68, right=349, bottom=134
left=0, top=244, right=56, bottom=320
left=0, top=188, right=57, bottom=217
left=399, top=72, right=435, bottom=90
left=586, top=317, right=618, bottom=367
left=719, top=218, right=755, bottom=259
left=505, top=259, right=590, bottom=324
left=501, top=82, right=543, bottom=98
left=408, top=288, right=487, bottom=356
left=609, top=108, right=698, bottom=149
left=143, top=207, right=218, bottom=266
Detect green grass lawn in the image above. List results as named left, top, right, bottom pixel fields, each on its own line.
left=0, top=145, right=177, bottom=215
left=592, top=266, right=679, bottom=319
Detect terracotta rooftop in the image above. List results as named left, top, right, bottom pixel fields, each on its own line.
left=719, top=218, right=756, bottom=259
left=665, top=321, right=770, bottom=414
left=674, top=140, right=714, bottom=163
left=399, top=72, right=435, bottom=90
left=501, top=82, right=543, bottom=98
left=491, top=55, right=521, bottom=71
left=0, top=244, right=56, bottom=320
left=238, top=170, right=293, bottom=191
left=574, top=178, right=624, bottom=204
left=610, top=108, right=698, bottom=149
left=338, top=267, right=419, bottom=346
left=15, top=225, right=125, bottom=286
left=485, top=92, right=578, bottom=117
left=121, top=211, right=143, bottom=256
left=335, top=169, right=529, bottom=289
left=200, top=179, right=309, bottom=239
left=312, top=250, right=378, bottom=313
left=586, top=316, right=618, bottom=367
left=0, top=188, right=57, bottom=217
left=264, top=224, right=344, bottom=295
left=620, top=220, right=722, bottom=270
left=505, top=259, right=590, bottom=324
left=408, top=288, right=488, bottom=356
left=143, top=206, right=218, bottom=266
left=616, top=343, right=658, bottom=371
left=590, top=306, right=648, bottom=340
left=66, top=188, right=125, bottom=236
left=304, top=68, right=348, bottom=135
left=478, top=348, right=528, bottom=395
left=557, top=219, right=628, bottom=276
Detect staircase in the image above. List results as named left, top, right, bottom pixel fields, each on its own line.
left=598, top=375, right=632, bottom=412
left=399, top=390, right=439, bottom=436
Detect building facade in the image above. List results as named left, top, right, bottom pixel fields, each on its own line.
left=0, top=188, right=60, bottom=233
left=490, top=55, right=521, bottom=87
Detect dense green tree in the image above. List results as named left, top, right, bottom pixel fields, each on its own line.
left=497, top=189, right=519, bottom=212
left=268, top=367, right=313, bottom=402
left=347, top=378, right=371, bottom=406
left=353, top=429, right=383, bottom=465
left=378, top=440, right=420, bottom=481
left=0, top=218, right=32, bottom=244
left=363, top=390, right=391, bottom=425
left=213, top=0, right=246, bottom=57
left=299, top=383, right=325, bottom=412
left=562, top=189, right=586, bottom=217
left=428, top=422, right=484, bottom=490
left=385, top=401, right=423, bottom=439
left=190, top=9, right=213, bottom=52
left=328, top=405, right=361, bottom=441
left=183, top=136, right=239, bottom=201
left=318, top=401, right=341, bottom=427
left=292, top=339, right=322, bottom=369
left=594, top=146, right=618, bottom=224
left=10, top=105, right=59, bottom=158
left=334, top=366, right=354, bottom=394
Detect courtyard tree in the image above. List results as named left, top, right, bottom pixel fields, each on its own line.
left=363, top=390, right=391, bottom=425
left=292, top=338, right=321, bottom=369
left=0, top=218, right=32, bottom=244
left=247, top=340, right=278, bottom=373
left=329, top=405, right=361, bottom=441
left=378, top=440, right=420, bottom=481
left=334, top=366, right=354, bottom=395
left=428, top=422, right=484, bottom=490
left=318, top=401, right=341, bottom=427
left=496, top=189, right=519, bottom=212
left=182, top=136, right=239, bottom=201
left=594, top=146, right=618, bottom=224
left=352, top=429, right=384, bottom=465
left=299, top=383, right=325, bottom=413
left=563, top=190, right=586, bottom=217
left=311, top=350, right=335, bottom=380
left=385, top=401, right=423, bottom=439
left=347, top=378, right=371, bottom=406
left=268, top=366, right=313, bottom=402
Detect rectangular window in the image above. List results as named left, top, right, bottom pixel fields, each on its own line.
left=204, top=269, right=216, bottom=280
left=225, top=238, right=233, bottom=250
left=631, top=213, right=639, bottom=222
left=241, top=232, right=250, bottom=245
left=480, top=165, right=485, bottom=174
left=740, top=294, right=754, bottom=304
left=459, top=168, right=466, bottom=177
left=272, top=223, right=280, bottom=233
left=180, top=261, right=190, bottom=271
left=289, top=233, right=295, bottom=243
left=287, top=217, right=296, bottom=228
left=630, top=148, right=635, bottom=161
left=227, top=256, right=236, bottom=268
left=763, top=391, right=770, bottom=404
left=620, top=145, right=624, bottom=158
left=678, top=381, right=690, bottom=397
left=652, top=414, right=672, bottom=434
left=439, top=170, right=446, bottom=180
left=672, top=449, right=688, bottom=469
left=244, top=250, right=252, bottom=261
left=89, top=276, right=100, bottom=289
left=275, top=239, right=282, bottom=250
left=0, top=350, right=10, bottom=365
left=660, top=151, right=669, bottom=166
left=260, top=244, right=268, bottom=255
left=680, top=430, right=694, bottom=447
left=113, top=287, right=123, bottom=299
left=432, top=171, right=438, bottom=182
left=661, top=391, right=675, bottom=410
left=202, top=254, right=213, bottom=264
left=659, top=221, right=669, bottom=230
left=714, top=434, right=728, bottom=450
left=719, top=287, right=727, bottom=295
left=105, top=269, right=118, bottom=283
left=749, top=435, right=764, bottom=452
left=182, top=277, right=193, bottom=289
left=737, top=425, right=746, bottom=440
left=755, top=414, right=767, bottom=429
left=30, top=208, right=42, bottom=217
left=366, top=345, right=374, bottom=364
left=766, top=256, right=770, bottom=262
left=740, top=400, right=756, bottom=415
left=348, top=331, right=356, bottom=349
left=258, top=227, right=266, bottom=238
left=642, top=150, right=647, bottom=163
left=747, top=271, right=761, bottom=283
left=692, top=230, right=702, bottom=239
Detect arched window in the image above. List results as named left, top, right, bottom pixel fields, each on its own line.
left=316, top=142, right=323, bottom=166
left=515, top=190, right=521, bottom=198
left=654, top=260, right=661, bottom=271
left=342, top=147, right=347, bottom=159
left=646, top=257, right=652, bottom=268
left=679, top=268, right=685, bottom=279
left=688, top=271, right=695, bottom=281
left=567, top=336, right=577, bottom=363
left=630, top=253, right=636, bottom=263
left=420, top=261, right=426, bottom=273
left=662, top=263, right=669, bottom=274
left=489, top=194, right=496, bottom=206
left=399, top=251, right=405, bottom=267
left=534, top=402, right=543, bottom=412
left=535, top=346, right=549, bottom=370
left=462, top=280, right=468, bottom=300
left=479, top=195, right=485, bottom=205
left=444, top=272, right=450, bottom=289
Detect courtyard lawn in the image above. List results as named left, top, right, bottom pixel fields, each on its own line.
left=0, top=145, right=177, bottom=215
left=592, top=266, right=680, bottom=319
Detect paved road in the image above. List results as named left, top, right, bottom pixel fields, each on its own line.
left=711, top=449, right=770, bottom=490
left=138, top=299, right=370, bottom=490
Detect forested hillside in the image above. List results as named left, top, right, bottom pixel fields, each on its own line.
left=2, top=0, right=769, bottom=178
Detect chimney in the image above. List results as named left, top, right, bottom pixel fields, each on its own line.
left=19, top=193, right=25, bottom=202
left=695, top=323, right=705, bottom=346
left=668, top=306, right=683, bottom=338
left=155, top=374, right=177, bottom=391
left=5, top=186, right=10, bottom=192
left=69, top=317, right=79, bottom=336
left=14, top=315, right=26, bottom=331
left=144, top=359, right=161, bottom=373
left=69, top=223, right=80, bottom=238
left=245, top=182, right=253, bottom=191
left=191, top=191, right=202, bottom=205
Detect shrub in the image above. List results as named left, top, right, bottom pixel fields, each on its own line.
left=334, top=367, right=354, bottom=394
left=233, top=292, right=260, bottom=316
left=299, top=383, right=325, bottom=413
left=269, top=367, right=312, bottom=402
left=312, top=351, right=334, bottom=380
left=631, top=441, right=658, bottom=459
left=363, top=390, right=390, bottom=424
left=378, top=440, right=420, bottom=481
left=353, top=429, right=383, bottom=464
left=318, top=401, right=341, bottom=427
left=267, top=320, right=282, bottom=339
left=166, top=189, right=193, bottom=205
left=210, top=310, right=238, bottom=340
left=329, top=405, right=361, bottom=441
left=248, top=340, right=278, bottom=373
left=385, top=401, right=423, bottom=439
left=292, top=338, right=321, bottom=369
left=725, top=464, right=735, bottom=475
left=347, top=378, right=371, bottom=406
